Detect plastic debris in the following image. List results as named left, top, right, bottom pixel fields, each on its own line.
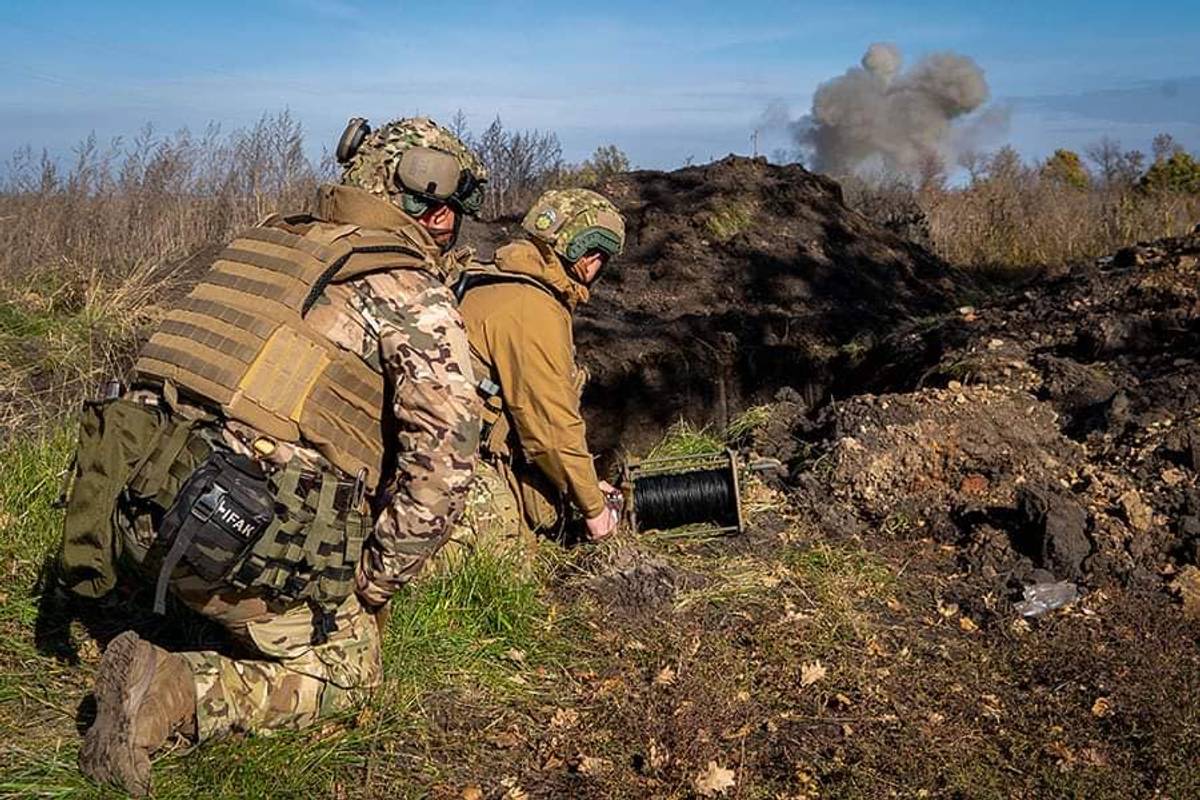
left=1013, top=581, right=1079, bottom=617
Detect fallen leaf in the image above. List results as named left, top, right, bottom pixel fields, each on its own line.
left=735, top=689, right=750, bottom=702
left=1091, top=696, right=1112, bottom=718
left=1045, top=740, right=1075, bottom=764
left=866, top=638, right=887, bottom=657
left=800, top=661, right=827, bottom=688
left=1079, top=746, right=1109, bottom=767
left=573, top=754, right=611, bottom=774
left=937, top=600, right=959, bottom=618
left=834, top=693, right=854, bottom=707
left=959, top=616, right=979, bottom=633
left=648, top=738, right=669, bottom=770
left=721, top=722, right=753, bottom=740
left=551, top=707, right=580, bottom=729
left=694, top=760, right=736, bottom=797
left=461, top=787, right=484, bottom=800
left=500, top=776, right=528, bottom=800
left=490, top=730, right=522, bottom=748
left=504, top=648, right=526, bottom=663
left=654, top=665, right=677, bottom=687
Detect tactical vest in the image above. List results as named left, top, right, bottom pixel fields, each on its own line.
left=136, top=215, right=439, bottom=490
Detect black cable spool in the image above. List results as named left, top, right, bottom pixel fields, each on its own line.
left=624, top=450, right=743, bottom=536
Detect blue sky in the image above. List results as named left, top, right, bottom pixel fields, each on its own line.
left=2, top=0, right=1198, bottom=170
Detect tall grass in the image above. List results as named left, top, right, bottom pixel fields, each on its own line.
left=844, top=147, right=1200, bottom=274
left=0, top=113, right=326, bottom=437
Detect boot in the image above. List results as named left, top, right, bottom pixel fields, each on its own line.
left=79, top=631, right=198, bottom=797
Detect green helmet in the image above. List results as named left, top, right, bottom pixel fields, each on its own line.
left=521, top=188, right=626, bottom=263
left=337, top=116, right=488, bottom=220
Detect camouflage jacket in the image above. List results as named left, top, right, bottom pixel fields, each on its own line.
left=310, top=186, right=479, bottom=606
left=169, top=186, right=481, bottom=607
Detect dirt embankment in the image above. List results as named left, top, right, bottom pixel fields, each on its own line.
left=469, top=156, right=963, bottom=457
left=761, top=228, right=1200, bottom=605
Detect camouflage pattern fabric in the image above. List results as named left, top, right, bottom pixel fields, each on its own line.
left=522, top=188, right=626, bottom=262
left=291, top=267, right=481, bottom=607
left=341, top=117, right=487, bottom=209
left=452, top=461, right=532, bottom=557
left=108, top=188, right=481, bottom=740
left=175, top=593, right=381, bottom=738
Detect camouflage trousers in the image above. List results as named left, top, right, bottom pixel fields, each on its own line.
left=450, top=460, right=563, bottom=560
left=151, top=570, right=381, bottom=741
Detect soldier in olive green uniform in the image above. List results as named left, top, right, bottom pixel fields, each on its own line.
left=457, top=189, right=626, bottom=544
left=63, top=117, right=485, bottom=797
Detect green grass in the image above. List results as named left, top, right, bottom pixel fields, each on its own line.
left=0, top=425, right=556, bottom=799
left=704, top=200, right=757, bottom=242
left=644, top=407, right=771, bottom=461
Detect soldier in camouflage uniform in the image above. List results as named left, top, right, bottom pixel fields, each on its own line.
left=457, top=189, right=626, bottom=544
left=65, top=117, right=485, bottom=797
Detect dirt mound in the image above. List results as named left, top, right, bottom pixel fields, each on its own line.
left=779, top=228, right=1200, bottom=600
left=469, top=157, right=962, bottom=456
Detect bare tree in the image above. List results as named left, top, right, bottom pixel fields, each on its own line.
left=1152, top=132, right=1183, bottom=163
left=471, top=116, right=564, bottom=218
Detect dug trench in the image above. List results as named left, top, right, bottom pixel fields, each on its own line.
left=439, top=158, right=1200, bottom=797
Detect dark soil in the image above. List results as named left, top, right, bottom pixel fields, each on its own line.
left=465, top=156, right=964, bottom=458
left=772, top=228, right=1200, bottom=606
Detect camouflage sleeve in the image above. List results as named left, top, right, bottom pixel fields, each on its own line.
left=355, top=276, right=480, bottom=608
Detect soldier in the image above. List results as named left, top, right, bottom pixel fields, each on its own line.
left=456, top=188, right=625, bottom=545
left=59, top=116, right=485, bottom=796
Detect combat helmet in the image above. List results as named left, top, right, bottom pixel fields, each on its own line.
left=337, top=116, right=488, bottom=221
left=522, top=188, right=625, bottom=265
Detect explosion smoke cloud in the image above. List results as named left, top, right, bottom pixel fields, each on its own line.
left=793, top=43, right=1003, bottom=175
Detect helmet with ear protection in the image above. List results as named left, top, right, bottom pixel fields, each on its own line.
left=337, top=116, right=488, bottom=222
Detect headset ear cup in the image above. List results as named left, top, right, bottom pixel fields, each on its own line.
left=336, top=118, right=371, bottom=164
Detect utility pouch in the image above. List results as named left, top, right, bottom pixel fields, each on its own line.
left=59, top=398, right=168, bottom=598
left=153, top=449, right=273, bottom=614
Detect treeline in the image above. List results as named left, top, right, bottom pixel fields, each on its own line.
left=843, top=133, right=1200, bottom=271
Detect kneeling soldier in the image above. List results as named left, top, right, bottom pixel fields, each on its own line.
left=457, top=189, right=625, bottom=544
left=60, top=116, right=484, bottom=796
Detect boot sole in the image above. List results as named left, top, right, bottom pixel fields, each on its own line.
left=79, top=631, right=157, bottom=797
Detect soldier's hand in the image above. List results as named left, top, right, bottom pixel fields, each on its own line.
left=584, top=507, right=619, bottom=541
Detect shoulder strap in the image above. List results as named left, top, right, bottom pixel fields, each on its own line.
left=453, top=265, right=556, bottom=304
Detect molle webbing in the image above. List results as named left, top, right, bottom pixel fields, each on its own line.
left=135, top=220, right=434, bottom=488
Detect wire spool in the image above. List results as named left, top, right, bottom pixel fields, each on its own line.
left=624, top=450, right=743, bottom=536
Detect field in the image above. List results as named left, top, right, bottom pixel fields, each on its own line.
left=2, top=120, right=1200, bottom=798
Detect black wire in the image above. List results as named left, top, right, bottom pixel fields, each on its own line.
left=632, top=467, right=737, bottom=532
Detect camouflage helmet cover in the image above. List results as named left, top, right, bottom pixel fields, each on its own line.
left=340, top=116, right=487, bottom=217
left=522, top=188, right=626, bottom=262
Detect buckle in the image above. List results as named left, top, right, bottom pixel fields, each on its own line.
left=352, top=468, right=368, bottom=509
left=190, top=484, right=227, bottom=523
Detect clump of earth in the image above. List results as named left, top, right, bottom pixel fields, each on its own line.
left=759, top=227, right=1200, bottom=605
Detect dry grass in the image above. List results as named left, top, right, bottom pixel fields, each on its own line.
left=845, top=149, right=1200, bottom=274
left=0, top=112, right=325, bottom=436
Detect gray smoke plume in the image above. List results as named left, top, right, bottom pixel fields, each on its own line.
left=794, top=43, right=1002, bottom=175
